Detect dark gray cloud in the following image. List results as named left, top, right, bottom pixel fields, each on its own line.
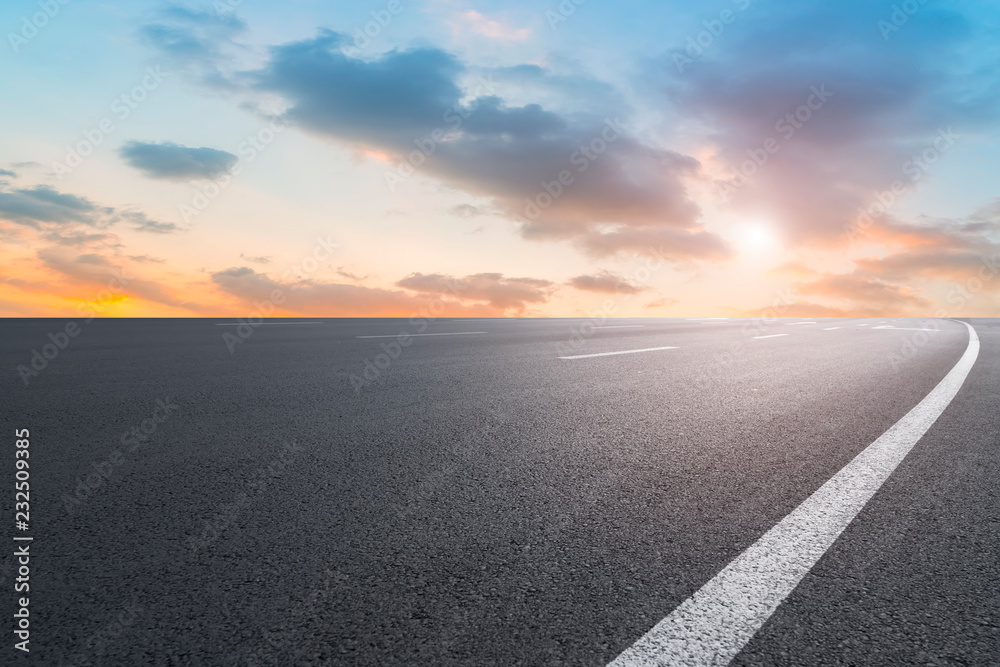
left=120, top=141, right=238, bottom=180
left=0, top=186, right=111, bottom=228
left=237, top=31, right=727, bottom=261
left=119, top=210, right=182, bottom=234
left=568, top=271, right=645, bottom=294
left=0, top=184, right=180, bottom=245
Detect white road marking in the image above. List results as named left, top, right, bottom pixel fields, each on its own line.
left=752, top=334, right=788, bottom=339
left=558, top=346, right=678, bottom=360
left=873, top=325, right=941, bottom=332
left=355, top=331, right=487, bottom=338
left=608, top=321, right=980, bottom=667
left=786, top=322, right=817, bottom=326
left=213, top=321, right=323, bottom=326
left=857, top=323, right=870, bottom=327
left=823, top=327, right=842, bottom=330
left=594, top=325, right=646, bottom=329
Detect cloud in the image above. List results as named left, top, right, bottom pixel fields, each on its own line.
left=798, top=272, right=931, bottom=312
left=334, top=266, right=367, bottom=281
left=0, top=184, right=180, bottom=242
left=0, top=169, right=16, bottom=178
left=450, top=203, right=488, bottom=218
left=137, top=5, right=247, bottom=87
left=0, top=186, right=112, bottom=228
left=644, top=297, right=678, bottom=309
left=211, top=267, right=548, bottom=316
left=662, top=0, right=1000, bottom=246
left=239, top=253, right=272, bottom=265
left=36, top=247, right=209, bottom=313
left=396, top=272, right=553, bottom=312
left=120, top=141, right=238, bottom=180
left=455, top=10, right=531, bottom=42
left=568, top=271, right=646, bottom=294
left=240, top=31, right=727, bottom=261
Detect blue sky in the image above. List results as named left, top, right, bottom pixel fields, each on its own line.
left=2, top=0, right=999, bottom=316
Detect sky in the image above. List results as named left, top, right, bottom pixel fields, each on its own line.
left=1, top=0, right=999, bottom=318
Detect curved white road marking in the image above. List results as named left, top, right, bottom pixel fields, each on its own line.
left=609, top=321, right=979, bottom=667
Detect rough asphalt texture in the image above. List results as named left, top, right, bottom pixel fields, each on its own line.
left=0, top=317, right=997, bottom=665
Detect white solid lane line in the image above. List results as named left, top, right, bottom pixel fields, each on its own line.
left=213, top=321, right=323, bottom=325
left=786, top=322, right=817, bottom=326
left=594, top=325, right=646, bottom=329
left=356, top=331, right=487, bottom=338
left=752, top=334, right=788, bottom=339
left=558, top=346, right=678, bottom=360
left=608, top=321, right=979, bottom=667
left=823, top=327, right=842, bottom=330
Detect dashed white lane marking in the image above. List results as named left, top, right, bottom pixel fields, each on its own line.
left=558, top=346, right=678, bottom=360
left=785, top=322, right=817, bottom=326
left=823, top=327, right=842, bottom=330
left=752, top=334, right=788, bottom=339
left=857, top=323, right=870, bottom=327
left=873, top=325, right=940, bottom=332
left=213, top=321, right=323, bottom=325
left=594, top=325, right=646, bottom=329
left=608, top=321, right=979, bottom=667
left=355, top=331, right=487, bottom=338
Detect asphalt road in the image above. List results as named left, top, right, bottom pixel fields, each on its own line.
left=1, top=317, right=997, bottom=665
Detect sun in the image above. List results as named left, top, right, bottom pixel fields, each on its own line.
left=737, top=222, right=780, bottom=254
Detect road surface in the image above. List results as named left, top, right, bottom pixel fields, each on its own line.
left=1, top=317, right=997, bottom=665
